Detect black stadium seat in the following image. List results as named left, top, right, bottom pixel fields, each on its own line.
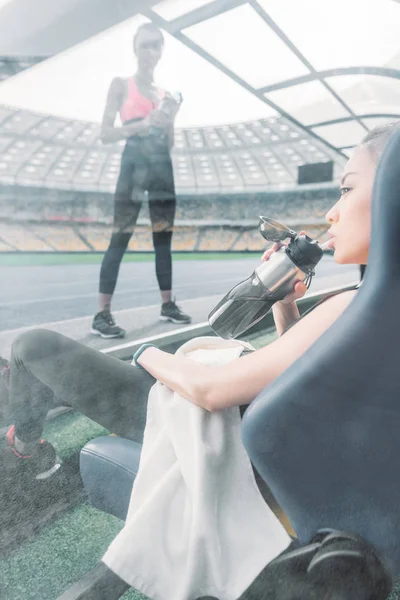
left=242, top=129, right=400, bottom=579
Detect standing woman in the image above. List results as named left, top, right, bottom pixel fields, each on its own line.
left=92, top=22, right=191, bottom=339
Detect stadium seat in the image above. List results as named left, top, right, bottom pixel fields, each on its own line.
left=80, top=436, right=142, bottom=521
left=242, top=129, right=400, bottom=578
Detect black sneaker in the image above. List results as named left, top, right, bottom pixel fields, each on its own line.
left=160, top=300, right=192, bottom=324
left=91, top=310, right=126, bottom=339
left=4, top=425, right=62, bottom=481
left=0, top=357, right=10, bottom=423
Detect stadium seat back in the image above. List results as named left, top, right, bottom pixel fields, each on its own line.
left=242, top=130, right=400, bottom=576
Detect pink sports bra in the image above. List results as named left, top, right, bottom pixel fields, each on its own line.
left=120, top=77, right=165, bottom=124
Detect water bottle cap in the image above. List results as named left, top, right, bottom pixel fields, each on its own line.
left=287, top=235, right=323, bottom=272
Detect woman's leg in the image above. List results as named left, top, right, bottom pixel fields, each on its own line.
left=94, top=145, right=143, bottom=338
left=99, top=231, right=133, bottom=300
left=99, top=145, right=138, bottom=306
left=151, top=226, right=174, bottom=297
left=147, top=155, right=176, bottom=299
left=10, top=329, right=155, bottom=445
left=148, top=156, right=191, bottom=323
left=7, top=330, right=153, bottom=596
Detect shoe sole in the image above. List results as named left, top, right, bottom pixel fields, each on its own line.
left=36, top=460, right=62, bottom=481
left=90, top=328, right=126, bottom=339
left=159, top=316, right=192, bottom=325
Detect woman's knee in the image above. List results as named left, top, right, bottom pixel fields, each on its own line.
left=152, top=230, right=173, bottom=250
left=12, top=329, right=63, bottom=365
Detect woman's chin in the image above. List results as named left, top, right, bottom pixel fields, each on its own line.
left=333, top=252, right=356, bottom=266
left=333, top=249, right=345, bottom=264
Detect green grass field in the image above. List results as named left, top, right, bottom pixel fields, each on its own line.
left=0, top=252, right=258, bottom=267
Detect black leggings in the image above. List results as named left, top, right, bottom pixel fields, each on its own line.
left=99, top=138, right=176, bottom=295
left=10, top=329, right=155, bottom=444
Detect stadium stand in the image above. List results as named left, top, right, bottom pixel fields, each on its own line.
left=0, top=182, right=335, bottom=252
left=0, top=222, right=52, bottom=251
left=171, top=226, right=200, bottom=251
left=197, top=226, right=239, bottom=251
left=0, top=101, right=342, bottom=252
left=128, top=226, right=153, bottom=251
left=0, top=104, right=344, bottom=194
left=231, top=228, right=263, bottom=252
left=28, top=224, right=91, bottom=251
left=77, top=225, right=113, bottom=251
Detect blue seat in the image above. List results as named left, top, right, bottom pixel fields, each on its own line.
left=242, top=130, right=400, bottom=577
left=80, top=436, right=142, bottom=521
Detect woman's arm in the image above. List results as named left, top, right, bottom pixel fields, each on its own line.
left=167, top=123, right=175, bottom=151
left=137, top=290, right=357, bottom=411
left=272, top=301, right=301, bottom=337
left=100, top=77, right=151, bottom=144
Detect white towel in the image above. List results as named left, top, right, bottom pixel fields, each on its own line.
left=103, top=336, right=290, bottom=600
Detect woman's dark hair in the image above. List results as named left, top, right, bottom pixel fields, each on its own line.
left=133, top=23, right=164, bottom=50
left=360, top=121, right=400, bottom=161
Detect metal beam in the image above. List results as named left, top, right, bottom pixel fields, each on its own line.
left=258, top=67, right=400, bottom=94
left=141, top=7, right=347, bottom=159
left=167, top=0, right=246, bottom=34
left=309, top=113, right=400, bottom=129
left=249, top=0, right=369, bottom=134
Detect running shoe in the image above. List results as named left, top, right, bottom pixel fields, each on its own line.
left=91, top=309, right=126, bottom=339
left=3, top=425, right=61, bottom=481
left=160, top=300, right=192, bottom=325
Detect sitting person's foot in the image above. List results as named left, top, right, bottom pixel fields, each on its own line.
left=91, top=309, right=126, bottom=339
left=3, top=425, right=62, bottom=482
left=160, top=299, right=192, bottom=325
left=0, top=356, right=10, bottom=423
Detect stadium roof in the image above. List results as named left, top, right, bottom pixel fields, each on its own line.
left=0, top=0, right=399, bottom=158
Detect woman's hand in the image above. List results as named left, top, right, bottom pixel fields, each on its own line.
left=133, top=111, right=168, bottom=137
left=148, top=109, right=171, bottom=129
left=263, top=230, right=309, bottom=336
left=261, top=231, right=307, bottom=305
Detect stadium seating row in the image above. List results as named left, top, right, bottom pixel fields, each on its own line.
left=0, top=184, right=339, bottom=226
left=0, top=221, right=330, bottom=253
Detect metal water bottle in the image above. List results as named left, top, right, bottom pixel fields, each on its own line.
left=208, top=217, right=323, bottom=339
left=149, top=91, right=182, bottom=139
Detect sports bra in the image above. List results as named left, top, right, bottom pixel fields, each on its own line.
left=120, top=77, right=165, bottom=124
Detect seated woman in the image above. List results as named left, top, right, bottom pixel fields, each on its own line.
left=0, top=121, right=398, bottom=598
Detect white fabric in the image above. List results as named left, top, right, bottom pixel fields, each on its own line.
left=103, top=336, right=290, bottom=600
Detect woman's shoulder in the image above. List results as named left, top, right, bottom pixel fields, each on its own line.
left=304, top=287, right=358, bottom=318
left=282, top=287, right=358, bottom=336
left=108, top=76, right=129, bottom=95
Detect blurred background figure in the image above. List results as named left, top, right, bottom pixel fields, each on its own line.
left=92, top=22, right=191, bottom=339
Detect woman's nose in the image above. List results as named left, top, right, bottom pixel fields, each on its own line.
left=325, top=207, right=339, bottom=224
